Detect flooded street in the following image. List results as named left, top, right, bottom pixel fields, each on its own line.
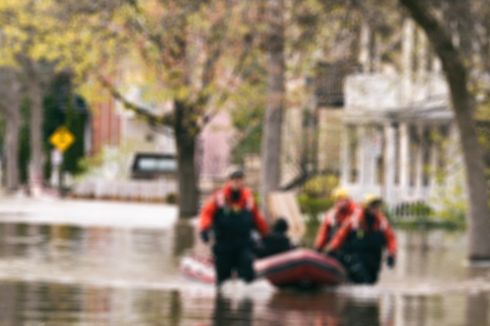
left=0, top=201, right=489, bottom=325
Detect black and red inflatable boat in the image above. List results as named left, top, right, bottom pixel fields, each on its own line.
left=181, top=249, right=346, bottom=288
left=255, top=249, right=345, bottom=287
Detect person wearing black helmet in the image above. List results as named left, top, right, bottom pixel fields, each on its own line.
left=199, top=169, right=269, bottom=287
left=256, top=217, right=294, bottom=258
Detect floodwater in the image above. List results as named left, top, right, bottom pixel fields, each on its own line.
left=0, top=220, right=489, bottom=325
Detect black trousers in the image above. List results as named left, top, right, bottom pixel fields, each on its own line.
left=340, top=252, right=382, bottom=284
left=213, top=244, right=255, bottom=285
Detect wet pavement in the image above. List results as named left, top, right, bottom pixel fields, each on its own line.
left=0, top=200, right=489, bottom=325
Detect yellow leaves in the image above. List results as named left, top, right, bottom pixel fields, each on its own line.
left=0, top=0, right=127, bottom=79
left=175, top=85, right=191, bottom=102
left=187, top=11, right=212, bottom=33
left=0, top=1, right=56, bottom=65
left=0, top=0, right=26, bottom=10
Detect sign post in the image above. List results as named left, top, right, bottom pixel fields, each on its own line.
left=49, top=127, right=75, bottom=195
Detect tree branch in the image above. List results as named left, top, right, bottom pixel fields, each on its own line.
left=399, top=0, right=467, bottom=86
left=125, top=0, right=175, bottom=69
left=97, top=75, right=173, bottom=126
left=198, top=32, right=256, bottom=128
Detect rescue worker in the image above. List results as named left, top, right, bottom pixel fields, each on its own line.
left=314, top=187, right=357, bottom=253
left=199, top=170, right=269, bottom=287
left=256, top=218, right=294, bottom=258
left=326, top=194, right=397, bottom=284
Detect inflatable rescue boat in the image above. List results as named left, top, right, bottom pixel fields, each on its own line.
left=180, top=249, right=346, bottom=288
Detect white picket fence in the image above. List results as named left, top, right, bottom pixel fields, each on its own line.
left=71, top=179, right=177, bottom=202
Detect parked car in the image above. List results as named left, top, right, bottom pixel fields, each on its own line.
left=130, top=153, right=177, bottom=180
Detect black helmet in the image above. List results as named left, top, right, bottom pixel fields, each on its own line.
left=229, top=169, right=245, bottom=180
left=273, top=218, right=289, bottom=234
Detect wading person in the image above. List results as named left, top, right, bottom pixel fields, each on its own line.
left=314, top=187, right=357, bottom=253
left=326, top=195, right=397, bottom=284
left=199, top=170, right=269, bottom=288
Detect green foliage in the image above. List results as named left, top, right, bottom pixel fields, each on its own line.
left=302, top=214, right=321, bottom=248
left=432, top=186, right=467, bottom=227
left=14, top=76, right=89, bottom=185
left=426, top=170, right=467, bottom=228
left=298, top=193, right=333, bottom=220
left=77, top=152, right=104, bottom=176
left=43, top=75, right=88, bottom=178
left=231, top=101, right=264, bottom=164
left=227, top=56, right=267, bottom=164
left=165, top=193, right=177, bottom=204
left=297, top=174, right=339, bottom=220
left=302, top=174, right=339, bottom=198
left=406, top=202, right=433, bottom=216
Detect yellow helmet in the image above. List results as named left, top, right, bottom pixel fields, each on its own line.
left=332, top=187, right=349, bottom=201
left=364, top=193, right=382, bottom=207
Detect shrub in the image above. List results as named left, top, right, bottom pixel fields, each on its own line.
left=302, top=174, right=339, bottom=198
left=297, top=174, right=338, bottom=222
left=165, top=192, right=178, bottom=204
left=297, top=193, right=334, bottom=220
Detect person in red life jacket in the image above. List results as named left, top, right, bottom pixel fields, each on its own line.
left=314, top=187, right=357, bottom=253
left=199, top=170, right=269, bottom=287
left=325, top=194, right=397, bottom=284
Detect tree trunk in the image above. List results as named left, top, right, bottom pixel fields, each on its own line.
left=260, top=0, right=285, bottom=220
left=27, top=75, right=44, bottom=195
left=0, top=69, right=22, bottom=193
left=174, top=100, right=200, bottom=218
left=400, top=0, right=490, bottom=260
left=4, top=110, right=21, bottom=192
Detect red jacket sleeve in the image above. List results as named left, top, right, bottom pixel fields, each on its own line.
left=251, top=205, right=269, bottom=236
left=384, top=224, right=397, bottom=255
left=328, top=221, right=352, bottom=251
left=198, top=197, right=218, bottom=231
left=314, top=217, right=331, bottom=250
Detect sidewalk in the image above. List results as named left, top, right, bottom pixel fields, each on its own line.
left=0, top=196, right=178, bottom=229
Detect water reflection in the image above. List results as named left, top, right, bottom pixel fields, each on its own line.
left=173, top=220, right=195, bottom=258
left=265, top=291, right=383, bottom=326
left=465, top=292, right=489, bottom=326
left=3, top=280, right=488, bottom=325
left=382, top=230, right=468, bottom=285
left=212, top=294, right=254, bottom=326
left=0, top=221, right=489, bottom=325
left=0, top=222, right=196, bottom=284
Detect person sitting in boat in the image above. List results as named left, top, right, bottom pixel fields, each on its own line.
left=256, top=217, right=294, bottom=258
left=198, top=169, right=269, bottom=288
left=314, top=187, right=357, bottom=253
left=325, top=194, right=397, bottom=284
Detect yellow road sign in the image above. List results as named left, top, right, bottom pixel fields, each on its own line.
left=49, top=127, right=75, bottom=152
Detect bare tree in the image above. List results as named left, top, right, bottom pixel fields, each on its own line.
left=93, top=1, right=259, bottom=218
left=260, top=0, right=285, bottom=219
left=400, top=0, right=490, bottom=261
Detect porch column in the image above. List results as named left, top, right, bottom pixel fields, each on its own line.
left=340, top=125, right=351, bottom=185
left=367, top=126, right=381, bottom=186
left=429, top=126, right=439, bottom=190
left=399, top=122, right=410, bottom=197
left=383, top=123, right=396, bottom=206
left=415, top=125, right=425, bottom=197
left=357, top=125, right=367, bottom=185
left=446, top=122, right=460, bottom=188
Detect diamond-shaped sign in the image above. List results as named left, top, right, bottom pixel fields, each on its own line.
left=49, top=127, right=75, bottom=153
